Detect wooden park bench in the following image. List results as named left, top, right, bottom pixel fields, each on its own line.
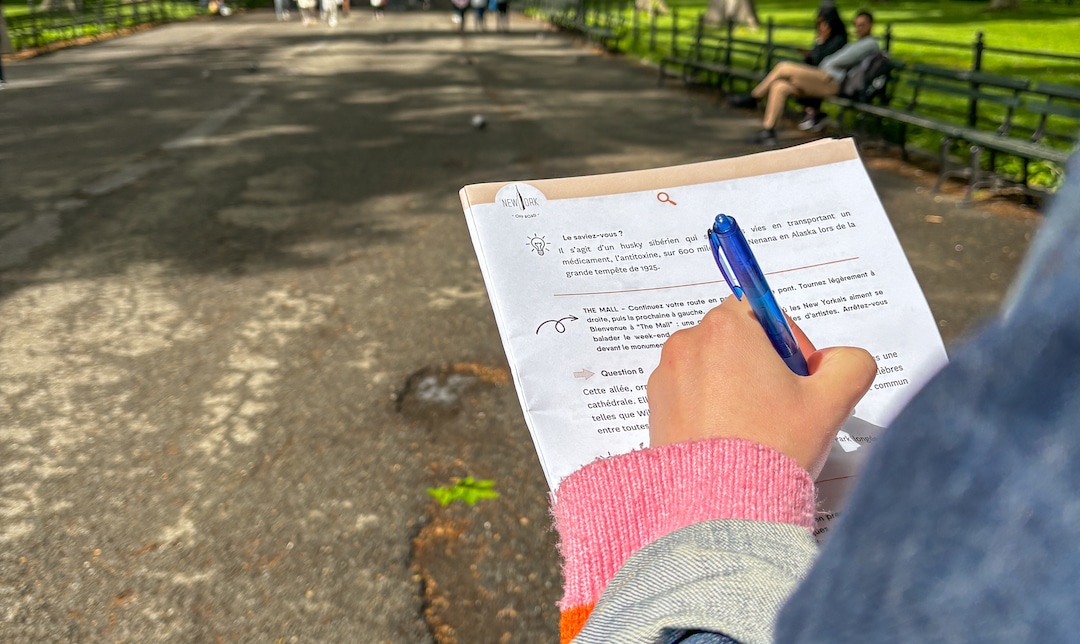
left=838, top=64, right=1025, bottom=158
left=830, top=63, right=1078, bottom=202
left=650, top=19, right=1075, bottom=204
left=821, top=53, right=905, bottom=132
left=945, top=81, right=1080, bottom=203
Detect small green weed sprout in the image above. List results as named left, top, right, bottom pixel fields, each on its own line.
left=427, top=477, right=500, bottom=506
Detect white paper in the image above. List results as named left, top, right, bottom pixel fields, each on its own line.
left=461, top=140, right=948, bottom=537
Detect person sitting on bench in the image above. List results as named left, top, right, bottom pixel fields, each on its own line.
left=751, top=10, right=877, bottom=146
left=796, top=5, right=848, bottom=132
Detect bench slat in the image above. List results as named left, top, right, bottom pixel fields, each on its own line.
left=906, top=79, right=1024, bottom=107
left=1032, top=81, right=1080, bottom=102
left=1026, top=99, right=1080, bottom=120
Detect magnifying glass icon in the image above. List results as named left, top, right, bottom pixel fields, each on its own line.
left=657, top=192, right=677, bottom=206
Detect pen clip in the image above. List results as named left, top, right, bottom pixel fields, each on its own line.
left=707, top=227, right=744, bottom=300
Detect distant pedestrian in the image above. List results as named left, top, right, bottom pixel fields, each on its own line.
left=494, top=0, right=509, bottom=31
left=451, top=0, right=468, bottom=30
left=298, top=0, right=317, bottom=25
left=274, top=0, right=290, bottom=20
left=370, top=0, right=385, bottom=20
left=322, top=0, right=338, bottom=26
left=470, top=0, right=487, bottom=30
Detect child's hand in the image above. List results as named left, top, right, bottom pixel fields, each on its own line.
left=648, top=296, right=877, bottom=477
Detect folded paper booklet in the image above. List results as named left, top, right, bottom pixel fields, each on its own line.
left=460, top=138, right=948, bottom=538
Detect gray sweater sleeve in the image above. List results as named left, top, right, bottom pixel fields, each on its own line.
left=572, top=520, right=819, bottom=644
left=820, top=37, right=881, bottom=82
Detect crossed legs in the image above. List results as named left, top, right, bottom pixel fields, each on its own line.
left=751, top=62, right=838, bottom=130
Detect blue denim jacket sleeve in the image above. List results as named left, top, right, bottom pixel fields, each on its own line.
left=776, top=153, right=1080, bottom=642
left=575, top=154, right=1080, bottom=644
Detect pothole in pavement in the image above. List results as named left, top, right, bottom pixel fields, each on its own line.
left=395, top=362, right=509, bottom=422
left=396, top=363, right=560, bottom=642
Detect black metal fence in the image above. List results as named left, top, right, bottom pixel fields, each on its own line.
left=5, top=0, right=199, bottom=51
left=538, top=1, right=1080, bottom=83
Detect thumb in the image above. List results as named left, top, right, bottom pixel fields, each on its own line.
left=805, top=346, right=878, bottom=422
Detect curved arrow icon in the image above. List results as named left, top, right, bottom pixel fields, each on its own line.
left=535, top=315, right=579, bottom=335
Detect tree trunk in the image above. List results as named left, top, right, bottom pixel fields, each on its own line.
left=705, top=0, right=759, bottom=28
left=635, top=0, right=670, bottom=16
left=39, top=0, right=77, bottom=10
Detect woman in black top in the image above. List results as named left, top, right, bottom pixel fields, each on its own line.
left=803, top=6, right=847, bottom=65
left=797, top=6, right=848, bottom=130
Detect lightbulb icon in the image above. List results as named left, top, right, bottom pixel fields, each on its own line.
left=527, top=234, right=548, bottom=256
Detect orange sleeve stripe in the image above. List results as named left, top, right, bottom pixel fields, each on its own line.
left=560, top=604, right=594, bottom=643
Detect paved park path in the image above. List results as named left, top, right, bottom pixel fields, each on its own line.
left=0, top=8, right=1040, bottom=642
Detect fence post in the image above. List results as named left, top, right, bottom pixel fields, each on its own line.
left=884, top=23, right=892, bottom=53
left=649, top=7, right=656, bottom=52
left=693, top=11, right=703, bottom=60
left=724, top=18, right=733, bottom=67
left=968, top=31, right=984, bottom=127
left=29, top=0, right=41, bottom=48
left=670, top=7, right=677, bottom=58
left=765, top=16, right=774, bottom=70
left=971, top=30, right=984, bottom=72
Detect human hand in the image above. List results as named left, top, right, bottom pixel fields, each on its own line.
left=647, top=296, right=877, bottom=477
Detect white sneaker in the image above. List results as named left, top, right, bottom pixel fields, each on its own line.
left=797, top=113, right=829, bottom=132
left=809, top=114, right=830, bottom=133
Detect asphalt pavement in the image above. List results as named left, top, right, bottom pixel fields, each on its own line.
left=0, top=8, right=1042, bottom=642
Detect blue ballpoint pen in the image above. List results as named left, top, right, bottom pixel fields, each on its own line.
left=707, top=214, right=810, bottom=376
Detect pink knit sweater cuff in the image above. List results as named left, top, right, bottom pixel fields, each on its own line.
left=552, top=438, right=816, bottom=610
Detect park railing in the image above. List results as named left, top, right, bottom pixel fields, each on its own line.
left=5, top=0, right=200, bottom=52
left=530, top=1, right=1080, bottom=83
left=532, top=0, right=1079, bottom=196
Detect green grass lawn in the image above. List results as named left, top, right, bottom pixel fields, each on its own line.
left=3, top=0, right=203, bottom=18
left=620, top=0, right=1080, bottom=82
left=758, top=0, right=1080, bottom=82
